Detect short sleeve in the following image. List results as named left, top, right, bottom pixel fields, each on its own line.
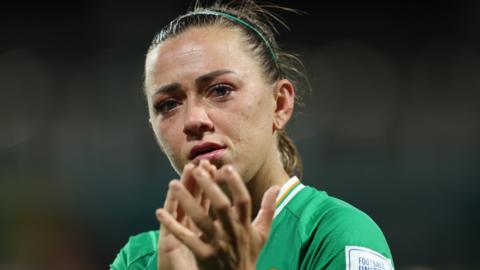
left=109, top=231, right=159, bottom=270
left=300, top=206, right=394, bottom=270
left=110, top=243, right=129, bottom=270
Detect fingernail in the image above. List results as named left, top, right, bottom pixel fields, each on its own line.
left=169, top=181, right=180, bottom=192
left=194, top=167, right=208, bottom=178
left=184, top=163, right=194, bottom=171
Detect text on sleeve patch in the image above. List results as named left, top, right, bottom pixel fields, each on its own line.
left=345, top=246, right=393, bottom=270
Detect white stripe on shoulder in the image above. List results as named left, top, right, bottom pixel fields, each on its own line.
left=274, top=176, right=305, bottom=218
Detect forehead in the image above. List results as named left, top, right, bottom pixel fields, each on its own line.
left=145, top=25, right=257, bottom=91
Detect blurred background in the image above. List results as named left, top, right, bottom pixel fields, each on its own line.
left=1, top=0, right=479, bottom=269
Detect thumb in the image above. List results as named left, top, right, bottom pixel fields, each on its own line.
left=252, top=185, right=280, bottom=235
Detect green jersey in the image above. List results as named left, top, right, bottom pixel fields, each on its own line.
left=111, top=177, right=394, bottom=270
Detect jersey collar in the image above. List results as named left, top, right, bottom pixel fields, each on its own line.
left=274, top=176, right=305, bottom=218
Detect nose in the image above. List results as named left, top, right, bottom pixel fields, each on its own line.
left=182, top=100, right=214, bottom=139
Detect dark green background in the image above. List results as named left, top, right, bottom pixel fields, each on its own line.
left=1, top=1, right=479, bottom=269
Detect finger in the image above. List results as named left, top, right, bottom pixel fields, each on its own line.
left=164, top=181, right=179, bottom=219
left=200, top=190, right=211, bottom=212
left=198, top=160, right=215, bottom=211
left=156, top=208, right=183, bottom=257
left=252, top=185, right=280, bottom=235
left=177, top=163, right=198, bottom=221
left=199, top=159, right=217, bottom=178
left=156, top=208, right=213, bottom=258
left=197, top=160, right=214, bottom=205
left=158, top=183, right=180, bottom=238
left=193, top=166, right=232, bottom=211
left=170, top=180, right=217, bottom=241
left=156, top=208, right=170, bottom=239
left=193, top=167, right=236, bottom=241
left=181, top=163, right=199, bottom=196
left=218, top=165, right=251, bottom=225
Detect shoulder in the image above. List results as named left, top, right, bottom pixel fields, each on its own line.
left=288, top=186, right=388, bottom=246
left=286, top=186, right=394, bottom=269
left=110, top=230, right=158, bottom=270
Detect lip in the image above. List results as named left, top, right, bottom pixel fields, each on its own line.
left=188, top=142, right=227, bottom=161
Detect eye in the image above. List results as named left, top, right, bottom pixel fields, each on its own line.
left=207, top=83, right=233, bottom=99
left=154, top=98, right=181, bottom=115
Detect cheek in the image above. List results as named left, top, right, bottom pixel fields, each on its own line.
left=153, top=119, right=182, bottom=157
left=245, top=93, right=274, bottom=129
left=227, top=93, right=274, bottom=142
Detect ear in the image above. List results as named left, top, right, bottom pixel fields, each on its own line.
left=273, top=79, right=295, bottom=130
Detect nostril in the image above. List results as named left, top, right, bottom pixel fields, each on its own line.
left=183, top=119, right=214, bottom=136
left=182, top=102, right=214, bottom=139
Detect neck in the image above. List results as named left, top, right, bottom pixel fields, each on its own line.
left=246, top=151, right=290, bottom=218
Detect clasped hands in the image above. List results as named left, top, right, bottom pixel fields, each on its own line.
left=155, top=160, right=280, bottom=270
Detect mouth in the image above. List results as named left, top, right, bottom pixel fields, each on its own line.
left=188, top=142, right=227, bottom=162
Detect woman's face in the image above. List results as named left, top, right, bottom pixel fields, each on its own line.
left=144, top=25, right=284, bottom=182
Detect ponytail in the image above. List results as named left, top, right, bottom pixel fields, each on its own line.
left=278, top=130, right=303, bottom=178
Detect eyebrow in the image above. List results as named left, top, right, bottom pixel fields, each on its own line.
left=195, top=69, right=234, bottom=86
left=152, top=69, right=235, bottom=97
left=152, top=82, right=182, bottom=97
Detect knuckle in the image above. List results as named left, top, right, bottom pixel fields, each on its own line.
left=216, top=241, right=228, bottom=252
left=176, top=232, right=188, bottom=241
left=176, top=229, right=192, bottom=242
left=198, top=247, right=215, bottom=260
left=236, top=197, right=250, bottom=207
left=220, top=166, right=234, bottom=178
left=198, top=218, right=214, bottom=231
left=216, top=201, right=230, bottom=212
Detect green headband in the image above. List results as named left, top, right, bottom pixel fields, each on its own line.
left=186, top=10, right=277, bottom=61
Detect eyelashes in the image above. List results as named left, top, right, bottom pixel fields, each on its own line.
left=152, top=83, right=235, bottom=115
left=154, top=98, right=181, bottom=115
left=207, top=83, right=233, bottom=99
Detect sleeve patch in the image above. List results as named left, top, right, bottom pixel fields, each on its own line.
left=345, top=246, right=393, bottom=270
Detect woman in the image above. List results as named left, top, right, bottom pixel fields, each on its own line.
left=111, top=1, right=394, bottom=269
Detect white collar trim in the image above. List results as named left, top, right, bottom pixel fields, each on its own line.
left=274, top=176, right=305, bottom=218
